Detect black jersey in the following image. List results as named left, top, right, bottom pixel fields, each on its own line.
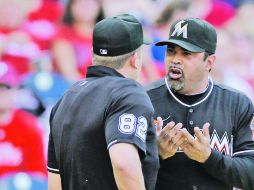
left=147, top=78, right=254, bottom=190
left=47, top=66, right=159, bottom=190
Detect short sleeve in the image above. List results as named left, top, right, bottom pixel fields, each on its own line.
left=47, top=103, right=61, bottom=174
left=105, top=84, right=154, bottom=157
left=47, top=131, right=59, bottom=174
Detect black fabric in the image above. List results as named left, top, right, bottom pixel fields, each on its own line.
left=48, top=66, right=159, bottom=190
left=173, top=91, right=206, bottom=105
left=146, top=79, right=254, bottom=190
left=93, top=14, right=149, bottom=56
left=172, top=80, right=211, bottom=105
left=156, top=18, right=217, bottom=54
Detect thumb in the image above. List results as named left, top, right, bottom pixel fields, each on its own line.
left=155, top=117, right=163, bottom=136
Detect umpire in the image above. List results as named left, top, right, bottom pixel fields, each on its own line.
left=47, top=14, right=159, bottom=190
left=147, top=18, right=254, bottom=190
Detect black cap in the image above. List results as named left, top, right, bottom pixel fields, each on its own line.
left=156, top=18, right=217, bottom=54
left=93, top=14, right=149, bottom=56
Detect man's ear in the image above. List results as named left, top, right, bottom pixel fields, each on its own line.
left=129, top=52, right=138, bottom=69
left=206, top=54, right=216, bottom=72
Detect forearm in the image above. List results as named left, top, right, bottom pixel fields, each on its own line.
left=202, top=150, right=254, bottom=190
left=109, top=143, right=146, bottom=190
left=113, top=161, right=145, bottom=190
left=48, top=172, right=62, bottom=190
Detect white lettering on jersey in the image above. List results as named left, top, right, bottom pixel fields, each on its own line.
left=171, top=20, right=188, bottom=39
left=250, top=114, right=254, bottom=141
left=136, top=116, right=148, bottom=142
left=118, top=114, right=148, bottom=142
left=210, top=129, right=230, bottom=156
left=0, top=142, right=23, bottom=166
left=100, top=49, right=108, bottom=55
left=118, top=114, right=136, bottom=134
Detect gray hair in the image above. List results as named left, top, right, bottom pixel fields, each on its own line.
left=92, top=48, right=141, bottom=70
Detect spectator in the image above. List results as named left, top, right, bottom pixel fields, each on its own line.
left=0, top=0, right=42, bottom=77
left=187, top=0, right=236, bottom=28
left=51, top=0, right=104, bottom=82
left=0, top=62, right=46, bottom=177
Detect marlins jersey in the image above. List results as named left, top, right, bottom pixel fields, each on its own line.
left=47, top=66, right=159, bottom=190
left=147, top=78, right=254, bottom=190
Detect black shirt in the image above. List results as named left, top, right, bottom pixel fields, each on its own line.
left=48, top=66, right=159, bottom=190
left=147, top=78, right=254, bottom=190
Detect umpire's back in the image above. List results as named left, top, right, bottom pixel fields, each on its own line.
left=51, top=76, right=119, bottom=189
left=47, top=13, right=159, bottom=190
left=49, top=67, right=158, bottom=189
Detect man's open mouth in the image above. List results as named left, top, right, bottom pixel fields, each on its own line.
left=169, top=67, right=183, bottom=80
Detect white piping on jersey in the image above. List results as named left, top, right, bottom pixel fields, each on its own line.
left=107, top=140, right=118, bottom=149
left=47, top=166, right=60, bottom=172
left=164, top=77, right=214, bottom=107
left=233, top=150, right=254, bottom=156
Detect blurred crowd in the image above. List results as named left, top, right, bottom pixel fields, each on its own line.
left=0, top=0, right=254, bottom=189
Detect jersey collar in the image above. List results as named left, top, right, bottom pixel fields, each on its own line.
left=165, top=77, right=214, bottom=107
left=86, top=66, right=125, bottom=78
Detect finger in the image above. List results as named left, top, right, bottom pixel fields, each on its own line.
left=172, top=131, right=187, bottom=146
left=168, top=122, right=183, bottom=137
left=167, top=123, right=183, bottom=143
left=174, top=123, right=183, bottom=130
left=159, top=122, right=174, bottom=142
left=155, top=117, right=163, bottom=136
left=202, top=123, right=210, bottom=138
left=194, top=127, right=203, bottom=142
left=181, top=128, right=196, bottom=145
left=158, top=130, right=168, bottom=142
left=161, top=121, right=175, bottom=135
left=156, top=117, right=163, bottom=131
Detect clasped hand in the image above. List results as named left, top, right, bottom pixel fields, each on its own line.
left=156, top=117, right=211, bottom=163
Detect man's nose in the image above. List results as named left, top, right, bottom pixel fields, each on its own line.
left=171, top=54, right=181, bottom=65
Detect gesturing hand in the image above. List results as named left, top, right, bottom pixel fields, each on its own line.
left=156, top=118, right=186, bottom=159
left=180, top=123, right=211, bottom=163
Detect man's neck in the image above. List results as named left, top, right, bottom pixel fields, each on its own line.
left=180, top=78, right=210, bottom=95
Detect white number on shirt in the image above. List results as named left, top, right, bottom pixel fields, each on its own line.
left=118, top=114, right=136, bottom=134
left=118, top=114, right=148, bottom=141
left=135, top=116, right=148, bottom=142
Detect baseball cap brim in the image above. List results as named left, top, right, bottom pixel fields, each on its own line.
left=155, top=39, right=205, bottom=52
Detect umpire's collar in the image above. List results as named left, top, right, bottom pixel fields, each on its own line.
left=86, top=65, right=125, bottom=78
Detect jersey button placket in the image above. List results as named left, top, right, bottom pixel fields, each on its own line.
left=189, top=108, right=194, bottom=126
left=186, top=108, right=194, bottom=131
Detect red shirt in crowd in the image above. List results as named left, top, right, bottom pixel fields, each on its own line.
left=0, top=109, right=47, bottom=177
